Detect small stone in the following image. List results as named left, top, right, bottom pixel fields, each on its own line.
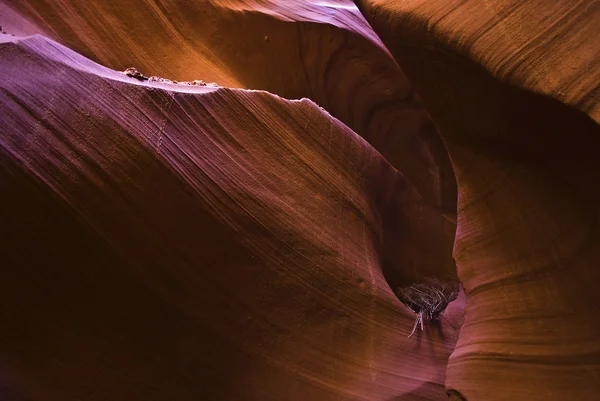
left=123, top=67, right=148, bottom=81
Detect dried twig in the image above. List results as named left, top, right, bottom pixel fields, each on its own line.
left=395, top=277, right=459, bottom=338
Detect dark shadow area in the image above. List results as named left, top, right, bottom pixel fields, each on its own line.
left=0, top=130, right=252, bottom=400
left=385, top=380, right=447, bottom=401
left=355, top=5, right=600, bottom=400
left=364, top=165, right=458, bottom=296
left=446, top=389, right=468, bottom=401
left=382, top=41, right=600, bottom=209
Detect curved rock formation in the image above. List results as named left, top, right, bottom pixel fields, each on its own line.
left=1, top=0, right=457, bottom=213
left=0, top=34, right=460, bottom=400
left=355, top=0, right=600, bottom=400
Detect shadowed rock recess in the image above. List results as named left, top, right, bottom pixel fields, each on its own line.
left=0, top=0, right=598, bottom=400
left=354, top=0, right=600, bottom=400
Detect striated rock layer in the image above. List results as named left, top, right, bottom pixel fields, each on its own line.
left=0, top=34, right=461, bottom=400
left=1, top=0, right=457, bottom=214
left=355, top=0, right=600, bottom=400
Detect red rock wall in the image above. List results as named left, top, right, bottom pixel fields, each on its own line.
left=6, top=0, right=595, bottom=399
left=1, top=0, right=457, bottom=213
left=355, top=0, right=600, bottom=400
left=0, top=33, right=460, bottom=400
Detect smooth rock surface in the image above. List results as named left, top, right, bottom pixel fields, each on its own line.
left=0, top=0, right=457, bottom=213
left=355, top=0, right=600, bottom=399
left=0, top=34, right=461, bottom=400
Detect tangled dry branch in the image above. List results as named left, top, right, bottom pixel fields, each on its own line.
left=395, top=278, right=460, bottom=338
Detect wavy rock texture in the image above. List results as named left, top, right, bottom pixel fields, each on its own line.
left=355, top=0, right=600, bottom=400
left=0, top=34, right=461, bottom=400
left=1, top=0, right=457, bottom=213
